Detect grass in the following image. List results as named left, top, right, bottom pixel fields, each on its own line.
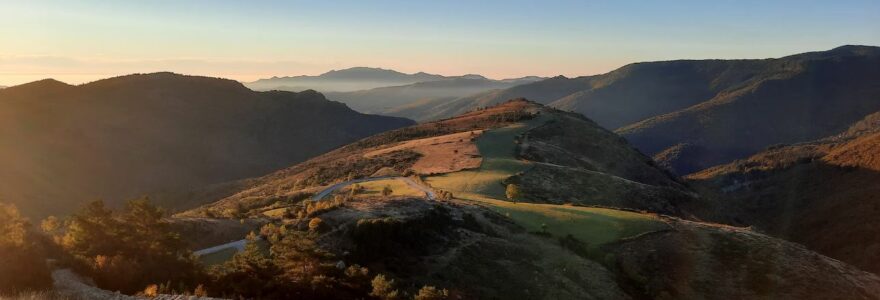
left=425, top=115, right=667, bottom=252
left=262, top=207, right=288, bottom=218
left=349, top=179, right=425, bottom=197
left=425, top=115, right=550, bottom=198
left=474, top=195, right=667, bottom=249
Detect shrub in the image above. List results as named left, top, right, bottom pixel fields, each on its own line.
left=370, top=274, right=399, bottom=300
left=382, top=185, right=393, bottom=196
left=57, top=199, right=203, bottom=294
left=308, top=218, right=324, bottom=232
left=415, top=285, right=449, bottom=300
left=0, top=202, right=53, bottom=295
left=505, top=184, right=520, bottom=202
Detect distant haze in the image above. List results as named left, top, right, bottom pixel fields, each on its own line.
left=2, top=0, right=878, bottom=86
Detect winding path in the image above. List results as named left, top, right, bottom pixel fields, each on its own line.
left=311, top=176, right=436, bottom=201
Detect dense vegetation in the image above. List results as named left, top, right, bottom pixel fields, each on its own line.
left=0, top=203, right=52, bottom=296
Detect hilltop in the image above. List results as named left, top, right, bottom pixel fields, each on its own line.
left=184, top=99, right=697, bottom=218
left=0, top=72, right=413, bottom=217
left=171, top=99, right=880, bottom=298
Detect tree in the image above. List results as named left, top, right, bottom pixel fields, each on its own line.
left=505, top=184, right=520, bottom=203
left=370, top=274, right=399, bottom=300
left=0, top=202, right=53, bottom=295
left=382, top=185, right=393, bottom=197
left=211, top=232, right=282, bottom=298
left=272, top=231, right=335, bottom=285
left=59, top=199, right=202, bottom=294
left=415, top=285, right=449, bottom=300
left=40, top=216, right=61, bottom=234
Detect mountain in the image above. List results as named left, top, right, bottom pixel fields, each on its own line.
left=619, top=45, right=880, bottom=174
left=686, top=111, right=880, bottom=274
left=0, top=72, right=413, bottom=218
left=323, top=76, right=543, bottom=119
left=183, top=99, right=698, bottom=218
left=181, top=99, right=880, bottom=299
left=393, top=46, right=880, bottom=175
left=246, top=67, right=449, bottom=92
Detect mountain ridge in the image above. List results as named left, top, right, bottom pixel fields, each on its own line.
left=0, top=72, right=414, bottom=218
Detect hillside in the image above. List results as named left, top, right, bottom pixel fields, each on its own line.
left=393, top=46, right=880, bottom=174
left=184, top=99, right=697, bottom=218
left=0, top=72, right=413, bottom=218
left=686, top=111, right=880, bottom=274
left=620, top=45, right=880, bottom=174
left=182, top=99, right=880, bottom=299
left=324, top=76, right=543, bottom=119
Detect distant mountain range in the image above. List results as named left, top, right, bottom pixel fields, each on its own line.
left=323, top=76, right=544, bottom=116
left=395, top=45, right=880, bottom=175
left=0, top=72, right=413, bottom=217
left=245, top=66, right=543, bottom=93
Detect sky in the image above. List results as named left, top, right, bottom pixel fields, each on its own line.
left=1, top=0, right=878, bottom=86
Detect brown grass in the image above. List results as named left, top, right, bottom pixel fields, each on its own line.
left=365, top=130, right=484, bottom=174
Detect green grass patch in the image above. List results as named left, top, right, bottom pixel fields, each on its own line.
left=459, top=194, right=667, bottom=250
left=425, top=115, right=550, bottom=198
left=426, top=114, right=666, bottom=260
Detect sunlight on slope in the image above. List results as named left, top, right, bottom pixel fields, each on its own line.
left=425, top=113, right=667, bottom=250
left=425, top=115, right=549, bottom=198
left=355, top=179, right=424, bottom=197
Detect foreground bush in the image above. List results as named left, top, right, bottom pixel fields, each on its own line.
left=0, top=202, right=53, bottom=295
left=52, top=199, right=204, bottom=294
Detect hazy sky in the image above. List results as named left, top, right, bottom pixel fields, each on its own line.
left=1, top=0, right=878, bottom=86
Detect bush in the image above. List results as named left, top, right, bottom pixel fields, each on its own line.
left=308, top=218, right=324, bottom=232
left=56, top=199, right=204, bottom=294
left=505, top=184, right=520, bottom=202
left=0, top=202, right=53, bottom=295
left=415, top=285, right=449, bottom=300
left=370, top=274, right=399, bottom=300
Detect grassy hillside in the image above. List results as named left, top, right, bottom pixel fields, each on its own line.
left=0, top=72, right=413, bottom=218
left=395, top=46, right=880, bottom=175
left=179, top=99, right=880, bottom=298
left=686, top=111, right=880, bottom=274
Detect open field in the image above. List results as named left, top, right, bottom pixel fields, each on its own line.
left=365, top=130, right=484, bottom=174
left=423, top=114, right=668, bottom=252
left=425, top=115, right=550, bottom=198
left=458, top=193, right=668, bottom=250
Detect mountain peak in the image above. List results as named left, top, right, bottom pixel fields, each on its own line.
left=0, top=78, right=73, bottom=96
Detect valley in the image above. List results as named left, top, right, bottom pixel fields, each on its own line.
left=3, top=43, right=880, bottom=299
